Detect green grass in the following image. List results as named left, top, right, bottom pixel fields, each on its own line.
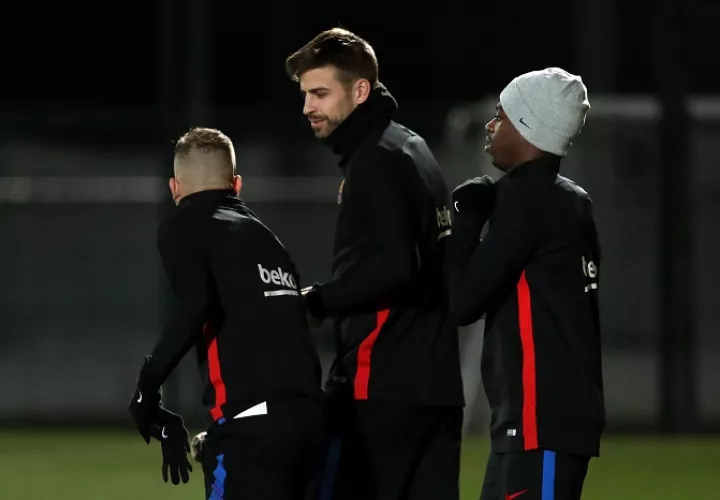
left=0, top=429, right=718, bottom=499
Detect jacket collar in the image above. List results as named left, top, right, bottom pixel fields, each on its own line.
left=506, top=154, right=561, bottom=178
left=323, top=84, right=398, bottom=166
left=178, top=188, right=240, bottom=208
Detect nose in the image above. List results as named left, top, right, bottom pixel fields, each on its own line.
left=303, top=95, right=315, bottom=117
left=485, top=118, right=496, bottom=135
left=485, top=118, right=495, bottom=134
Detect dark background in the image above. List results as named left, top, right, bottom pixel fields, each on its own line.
left=5, top=1, right=717, bottom=104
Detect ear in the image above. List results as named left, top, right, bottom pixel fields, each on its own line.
left=353, top=79, right=372, bottom=105
left=168, top=177, right=181, bottom=205
left=232, top=175, right=242, bottom=195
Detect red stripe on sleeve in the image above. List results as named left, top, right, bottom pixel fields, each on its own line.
left=517, top=271, right=538, bottom=450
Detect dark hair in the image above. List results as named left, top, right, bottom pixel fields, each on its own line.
left=285, top=28, right=379, bottom=88
left=174, top=127, right=234, bottom=163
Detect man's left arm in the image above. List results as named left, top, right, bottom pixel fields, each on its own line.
left=311, top=152, right=416, bottom=314
left=448, top=187, right=542, bottom=326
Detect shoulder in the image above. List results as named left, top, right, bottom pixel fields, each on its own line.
left=491, top=175, right=549, bottom=227
left=210, top=202, right=286, bottom=249
left=157, top=202, right=219, bottom=249
left=497, top=173, right=594, bottom=228
left=157, top=208, right=188, bottom=245
left=196, top=203, right=273, bottom=249
left=156, top=208, right=204, bottom=262
left=378, top=121, right=433, bottom=162
left=378, top=121, right=417, bottom=151
left=356, top=122, right=434, bottom=177
left=497, top=173, right=542, bottom=202
left=556, top=175, right=593, bottom=203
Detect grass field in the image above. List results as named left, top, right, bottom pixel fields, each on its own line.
left=1, top=429, right=718, bottom=499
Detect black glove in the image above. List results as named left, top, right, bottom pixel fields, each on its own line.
left=302, top=283, right=330, bottom=323
left=452, top=176, right=497, bottom=239
left=149, top=408, right=193, bottom=485
left=128, top=357, right=163, bottom=443
left=452, top=175, right=497, bottom=222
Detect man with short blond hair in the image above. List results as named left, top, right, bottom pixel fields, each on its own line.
left=128, top=127, right=326, bottom=499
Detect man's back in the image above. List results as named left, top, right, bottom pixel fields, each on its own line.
left=159, top=189, right=324, bottom=423
left=479, top=159, right=604, bottom=457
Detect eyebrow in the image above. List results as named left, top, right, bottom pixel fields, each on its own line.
left=301, top=87, right=331, bottom=95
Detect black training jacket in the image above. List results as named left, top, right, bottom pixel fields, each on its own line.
left=315, top=86, right=464, bottom=407
left=448, top=156, right=605, bottom=457
left=138, top=190, right=324, bottom=423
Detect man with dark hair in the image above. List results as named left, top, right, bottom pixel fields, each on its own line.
left=286, top=29, right=464, bottom=499
left=448, top=68, right=605, bottom=500
left=286, top=28, right=380, bottom=140
left=128, top=127, right=326, bottom=500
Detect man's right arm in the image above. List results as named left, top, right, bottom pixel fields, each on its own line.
left=136, top=219, right=211, bottom=396
left=306, top=151, right=417, bottom=318
left=447, top=185, right=542, bottom=326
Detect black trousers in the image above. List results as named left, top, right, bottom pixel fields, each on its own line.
left=479, top=450, right=590, bottom=500
left=319, top=399, right=463, bottom=500
left=201, top=397, right=326, bottom=500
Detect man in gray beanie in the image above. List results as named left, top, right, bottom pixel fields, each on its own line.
left=447, top=67, right=605, bottom=500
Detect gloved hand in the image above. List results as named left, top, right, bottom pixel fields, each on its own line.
left=450, top=176, right=497, bottom=250
left=302, top=284, right=329, bottom=325
left=451, top=175, right=497, bottom=223
left=128, top=357, right=162, bottom=443
left=148, top=408, right=193, bottom=485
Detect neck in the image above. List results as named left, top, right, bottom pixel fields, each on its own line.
left=505, top=154, right=561, bottom=176
left=323, top=84, right=398, bottom=161
left=506, top=149, right=548, bottom=172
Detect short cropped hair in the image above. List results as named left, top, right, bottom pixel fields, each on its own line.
left=175, top=128, right=234, bottom=163
left=174, top=127, right=235, bottom=171
left=285, top=28, right=379, bottom=88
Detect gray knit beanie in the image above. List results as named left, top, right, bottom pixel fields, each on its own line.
left=499, top=67, right=590, bottom=157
